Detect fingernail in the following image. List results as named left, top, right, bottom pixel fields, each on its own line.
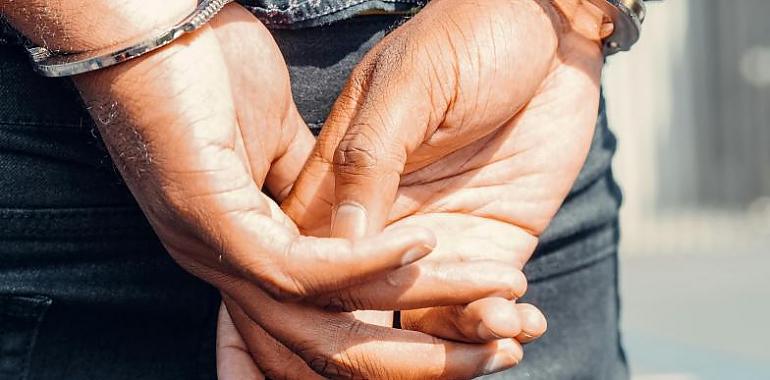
left=331, top=202, right=367, bottom=238
left=518, top=331, right=537, bottom=341
left=482, top=339, right=522, bottom=375
left=400, top=243, right=433, bottom=266
left=520, top=308, right=547, bottom=337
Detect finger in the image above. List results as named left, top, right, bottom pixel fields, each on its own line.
left=330, top=132, right=396, bottom=329
left=217, top=302, right=265, bottom=380
left=288, top=40, right=434, bottom=237
left=280, top=46, right=434, bottom=236
left=477, top=301, right=546, bottom=343
left=225, top=298, right=324, bottom=380
left=314, top=261, right=527, bottom=312
left=514, top=303, right=548, bottom=343
left=330, top=77, right=433, bottom=237
left=152, top=182, right=437, bottom=301
left=225, top=278, right=523, bottom=379
left=400, top=298, right=521, bottom=344
left=401, top=299, right=547, bottom=344
left=213, top=213, right=437, bottom=300
left=279, top=68, right=368, bottom=236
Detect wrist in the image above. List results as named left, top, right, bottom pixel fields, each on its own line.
left=1, top=0, right=196, bottom=52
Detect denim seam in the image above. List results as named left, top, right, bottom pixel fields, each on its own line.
left=244, top=0, right=424, bottom=26
left=246, top=0, right=421, bottom=15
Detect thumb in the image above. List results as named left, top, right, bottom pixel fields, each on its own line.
left=330, top=126, right=405, bottom=238
left=329, top=110, right=399, bottom=327
left=284, top=46, right=435, bottom=236
left=330, top=80, right=431, bottom=237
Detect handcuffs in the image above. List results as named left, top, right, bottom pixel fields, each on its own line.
left=25, top=0, right=235, bottom=77
left=586, top=0, right=646, bottom=55
left=25, top=0, right=645, bottom=77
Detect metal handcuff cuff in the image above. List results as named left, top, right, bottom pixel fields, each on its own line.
left=25, top=0, right=235, bottom=77
left=585, top=0, right=646, bottom=55
left=25, top=0, right=645, bottom=78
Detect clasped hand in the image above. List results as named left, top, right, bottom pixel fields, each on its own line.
left=73, top=0, right=607, bottom=378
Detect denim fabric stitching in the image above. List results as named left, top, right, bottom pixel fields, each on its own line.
left=245, top=0, right=422, bottom=14
left=243, top=0, right=425, bottom=27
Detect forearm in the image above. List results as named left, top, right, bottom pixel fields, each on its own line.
left=0, top=0, right=195, bottom=51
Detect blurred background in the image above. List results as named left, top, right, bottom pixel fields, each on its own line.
left=603, top=1, right=770, bottom=379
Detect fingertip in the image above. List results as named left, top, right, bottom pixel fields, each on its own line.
left=512, top=270, right=528, bottom=299
left=480, top=338, right=524, bottom=376
left=499, top=338, right=524, bottom=364
left=475, top=298, right=522, bottom=341
left=516, top=303, right=548, bottom=343
left=488, top=268, right=527, bottom=300
left=380, top=225, right=437, bottom=265
left=384, top=225, right=437, bottom=248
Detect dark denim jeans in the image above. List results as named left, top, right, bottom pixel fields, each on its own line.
left=0, top=16, right=627, bottom=380
left=239, top=0, right=426, bottom=28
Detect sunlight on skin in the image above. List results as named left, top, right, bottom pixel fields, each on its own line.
left=283, top=0, right=605, bottom=345
left=73, top=4, right=533, bottom=378
left=1, top=0, right=608, bottom=377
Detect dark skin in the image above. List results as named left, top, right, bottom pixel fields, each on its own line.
left=276, top=0, right=608, bottom=377
left=1, top=0, right=610, bottom=378
left=74, top=5, right=533, bottom=378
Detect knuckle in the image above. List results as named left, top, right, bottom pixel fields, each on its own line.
left=490, top=267, right=528, bottom=300
left=307, top=357, right=357, bottom=380
left=322, top=292, right=368, bottom=313
left=306, top=356, right=339, bottom=378
left=332, top=117, right=407, bottom=174
left=334, top=133, right=383, bottom=173
left=511, top=270, right=528, bottom=298
left=327, top=321, right=381, bottom=378
left=333, top=129, right=405, bottom=179
left=308, top=321, right=375, bottom=379
left=447, top=305, right=474, bottom=336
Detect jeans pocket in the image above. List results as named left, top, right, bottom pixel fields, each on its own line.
left=0, top=295, right=52, bottom=380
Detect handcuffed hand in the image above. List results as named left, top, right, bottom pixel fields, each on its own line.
left=284, top=0, right=608, bottom=349
left=71, top=4, right=533, bottom=378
